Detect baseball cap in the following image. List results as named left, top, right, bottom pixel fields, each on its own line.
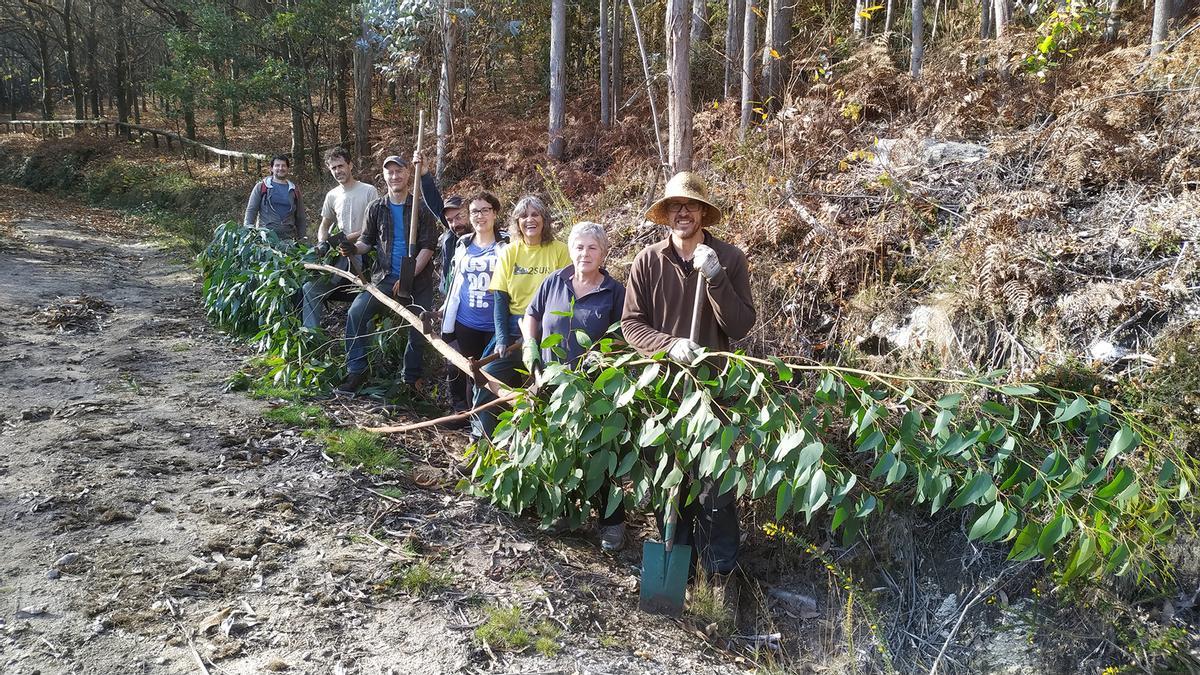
left=443, top=196, right=465, bottom=214
left=382, top=155, right=410, bottom=169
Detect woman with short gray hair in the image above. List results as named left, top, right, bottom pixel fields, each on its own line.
left=521, top=220, right=628, bottom=550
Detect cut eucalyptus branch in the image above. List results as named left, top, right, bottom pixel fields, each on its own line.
left=468, top=338, right=1195, bottom=586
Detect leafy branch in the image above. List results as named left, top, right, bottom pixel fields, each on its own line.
left=467, top=336, right=1195, bottom=586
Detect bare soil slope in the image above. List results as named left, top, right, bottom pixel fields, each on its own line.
left=0, top=187, right=734, bottom=674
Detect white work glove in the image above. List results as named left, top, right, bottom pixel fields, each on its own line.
left=667, top=338, right=702, bottom=363
left=693, top=244, right=722, bottom=281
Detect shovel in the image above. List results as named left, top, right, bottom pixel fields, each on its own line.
left=397, top=111, right=425, bottom=298
left=639, top=273, right=706, bottom=616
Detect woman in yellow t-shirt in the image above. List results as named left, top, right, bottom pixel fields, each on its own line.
left=471, top=195, right=570, bottom=439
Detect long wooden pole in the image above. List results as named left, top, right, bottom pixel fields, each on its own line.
left=626, top=0, right=669, bottom=181
left=303, top=262, right=510, bottom=397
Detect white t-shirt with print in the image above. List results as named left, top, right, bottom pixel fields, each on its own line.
left=320, top=180, right=379, bottom=237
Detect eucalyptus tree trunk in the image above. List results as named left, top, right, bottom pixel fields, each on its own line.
left=666, top=0, right=693, bottom=172
left=353, top=14, right=373, bottom=163
left=436, top=0, right=458, bottom=179
left=335, top=47, right=350, bottom=143
left=291, top=105, right=305, bottom=169
left=884, top=0, right=895, bottom=34
left=612, top=2, right=623, bottom=119
left=854, top=0, right=867, bottom=36
left=760, top=0, right=790, bottom=111
left=993, top=0, right=1011, bottom=37
left=739, top=0, right=757, bottom=138
left=911, top=0, right=925, bottom=78
left=600, top=0, right=612, bottom=127
left=1150, top=0, right=1170, bottom=56
left=626, top=0, right=668, bottom=175
left=723, top=0, right=743, bottom=100
left=548, top=0, right=567, bottom=159
left=980, top=0, right=992, bottom=38
left=692, top=0, right=711, bottom=43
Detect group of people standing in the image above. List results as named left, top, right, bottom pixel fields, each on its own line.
left=245, top=148, right=756, bottom=589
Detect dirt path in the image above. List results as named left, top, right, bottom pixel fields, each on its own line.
left=0, top=187, right=739, bottom=674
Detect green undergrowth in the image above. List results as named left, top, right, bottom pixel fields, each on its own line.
left=322, top=429, right=406, bottom=474
left=263, top=402, right=329, bottom=429
left=473, top=605, right=561, bottom=657
left=380, top=560, right=454, bottom=598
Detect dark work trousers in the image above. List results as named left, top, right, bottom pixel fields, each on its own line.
left=652, top=460, right=740, bottom=577
left=447, top=322, right=493, bottom=410
left=596, top=485, right=626, bottom=526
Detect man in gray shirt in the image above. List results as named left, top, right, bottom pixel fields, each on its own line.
left=244, top=154, right=306, bottom=241
left=301, top=147, right=380, bottom=330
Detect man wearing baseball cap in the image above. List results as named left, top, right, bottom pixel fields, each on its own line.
left=334, top=153, right=443, bottom=394
left=622, top=171, right=757, bottom=599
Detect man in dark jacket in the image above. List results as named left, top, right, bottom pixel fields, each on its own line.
left=243, top=154, right=306, bottom=241
left=335, top=154, right=442, bottom=393
left=622, top=171, right=757, bottom=586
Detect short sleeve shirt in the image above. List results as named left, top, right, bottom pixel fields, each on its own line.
left=489, top=240, right=571, bottom=316
left=526, top=266, right=626, bottom=365
left=455, top=241, right=502, bottom=331
left=321, top=180, right=378, bottom=237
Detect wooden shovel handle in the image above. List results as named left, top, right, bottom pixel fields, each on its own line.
left=689, top=271, right=704, bottom=342
left=663, top=484, right=680, bottom=553
left=408, top=110, right=424, bottom=251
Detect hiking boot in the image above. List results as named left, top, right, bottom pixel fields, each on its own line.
left=599, top=523, right=626, bottom=552
left=334, top=370, right=367, bottom=395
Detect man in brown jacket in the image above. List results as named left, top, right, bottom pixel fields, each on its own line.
left=622, top=171, right=757, bottom=582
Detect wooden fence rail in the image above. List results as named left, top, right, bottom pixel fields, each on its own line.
left=0, top=118, right=323, bottom=176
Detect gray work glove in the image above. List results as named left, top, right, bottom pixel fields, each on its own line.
left=667, top=338, right=702, bottom=363
left=693, top=243, right=722, bottom=281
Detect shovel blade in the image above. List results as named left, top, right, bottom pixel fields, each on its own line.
left=396, top=257, right=416, bottom=299
left=639, top=540, right=691, bottom=616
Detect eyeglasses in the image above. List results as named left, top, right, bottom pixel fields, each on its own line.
left=469, top=207, right=494, bottom=215
left=665, top=201, right=704, bottom=214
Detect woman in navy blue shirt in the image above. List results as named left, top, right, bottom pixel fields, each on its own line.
left=522, top=221, right=628, bottom=550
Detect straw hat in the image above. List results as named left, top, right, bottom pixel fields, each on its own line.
left=645, top=171, right=723, bottom=227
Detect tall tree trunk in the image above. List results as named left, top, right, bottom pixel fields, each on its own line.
left=885, top=0, right=896, bottom=33
left=760, top=0, right=791, bottom=111
left=291, top=104, right=305, bottom=169
left=692, top=0, right=711, bottom=43
left=993, top=0, right=1011, bottom=37
left=1150, top=0, right=1170, bottom=56
left=612, top=1, right=623, bottom=120
left=600, top=0, right=612, bottom=127
left=61, top=0, right=85, bottom=119
left=980, top=0, right=992, bottom=38
left=911, top=0, right=925, bottom=78
left=930, top=0, right=942, bottom=42
left=353, top=43, right=373, bottom=161
left=855, top=0, right=867, bottom=36
left=107, top=0, right=130, bottom=133
left=85, top=2, right=100, bottom=117
left=627, top=0, right=668, bottom=174
left=739, top=0, right=757, bottom=139
left=336, top=47, right=350, bottom=143
left=306, top=94, right=320, bottom=175
left=548, top=0, right=567, bottom=159
left=1103, top=0, right=1120, bottom=42
left=723, top=0, right=743, bottom=100
left=666, top=0, right=692, bottom=173
left=25, top=6, right=54, bottom=119
left=436, top=0, right=459, bottom=179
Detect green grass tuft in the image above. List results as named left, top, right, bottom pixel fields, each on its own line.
left=263, top=403, right=329, bottom=428
left=392, top=561, right=453, bottom=597
left=473, top=605, right=560, bottom=656
left=323, top=430, right=405, bottom=474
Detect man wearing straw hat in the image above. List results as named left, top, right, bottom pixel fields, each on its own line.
left=622, top=171, right=757, bottom=588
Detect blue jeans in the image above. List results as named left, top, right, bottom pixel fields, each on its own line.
left=345, top=278, right=434, bottom=383
left=471, top=314, right=523, bottom=438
